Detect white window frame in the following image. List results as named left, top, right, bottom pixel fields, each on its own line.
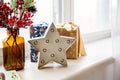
left=62, top=0, right=115, bottom=43
left=62, top=0, right=74, bottom=22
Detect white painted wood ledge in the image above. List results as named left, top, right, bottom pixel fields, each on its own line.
left=0, top=38, right=114, bottom=80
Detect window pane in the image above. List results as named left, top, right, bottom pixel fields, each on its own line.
left=74, top=0, right=111, bottom=34
left=33, top=0, right=62, bottom=24
left=33, top=0, right=53, bottom=23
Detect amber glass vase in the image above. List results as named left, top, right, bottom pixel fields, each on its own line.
left=2, top=27, right=25, bottom=70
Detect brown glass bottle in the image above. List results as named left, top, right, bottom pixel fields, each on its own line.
left=2, top=27, right=25, bottom=70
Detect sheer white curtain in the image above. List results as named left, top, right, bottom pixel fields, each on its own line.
left=112, top=0, right=120, bottom=80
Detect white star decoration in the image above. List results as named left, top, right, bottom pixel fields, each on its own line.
left=28, top=23, right=75, bottom=69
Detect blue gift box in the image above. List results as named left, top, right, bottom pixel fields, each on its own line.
left=30, top=22, right=48, bottom=62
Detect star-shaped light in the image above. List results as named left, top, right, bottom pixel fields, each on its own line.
left=28, top=23, right=75, bottom=69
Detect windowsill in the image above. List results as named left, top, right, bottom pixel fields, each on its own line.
left=0, top=37, right=114, bottom=80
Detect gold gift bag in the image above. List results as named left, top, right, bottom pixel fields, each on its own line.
left=57, top=22, right=86, bottom=59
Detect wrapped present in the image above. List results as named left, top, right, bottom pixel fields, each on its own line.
left=30, top=22, right=48, bottom=62
left=57, top=22, right=86, bottom=59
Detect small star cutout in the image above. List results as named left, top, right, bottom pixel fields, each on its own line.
left=28, top=23, right=75, bottom=69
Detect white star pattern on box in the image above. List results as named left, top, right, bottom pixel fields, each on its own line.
left=28, top=23, right=75, bottom=69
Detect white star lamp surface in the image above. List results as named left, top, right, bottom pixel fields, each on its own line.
left=28, top=23, right=75, bottom=69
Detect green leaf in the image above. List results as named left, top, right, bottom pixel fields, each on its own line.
left=24, top=0, right=32, bottom=5
left=24, top=2, right=36, bottom=8
left=22, top=0, right=36, bottom=14
left=10, top=0, right=16, bottom=9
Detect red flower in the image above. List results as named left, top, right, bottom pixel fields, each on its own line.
left=0, top=0, right=36, bottom=28
left=17, top=20, right=25, bottom=28
left=8, top=18, right=15, bottom=26
left=23, top=10, right=32, bottom=19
